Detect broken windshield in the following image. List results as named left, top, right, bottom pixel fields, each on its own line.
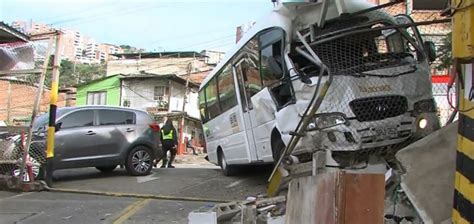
left=292, top=21, right=422, bottom=77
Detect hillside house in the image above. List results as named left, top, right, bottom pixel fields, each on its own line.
left=106, top=51, right=214, bottom=77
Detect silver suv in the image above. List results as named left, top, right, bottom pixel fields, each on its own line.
left=30, top=106, right=162, bottom=177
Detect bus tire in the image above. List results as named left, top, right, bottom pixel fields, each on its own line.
left=272, top=137, right=285, bottom=161
left=218, top=150, right=235, bottom=176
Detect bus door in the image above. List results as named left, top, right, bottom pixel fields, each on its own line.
left=234, top=57, right=261, bottom=162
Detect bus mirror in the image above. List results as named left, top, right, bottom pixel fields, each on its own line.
left=424, top=41, right=436, bottom=62
left=267, top=56, right=283, bottom=79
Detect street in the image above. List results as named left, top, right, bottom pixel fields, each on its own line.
left=0, top=156, right=271, bottom=224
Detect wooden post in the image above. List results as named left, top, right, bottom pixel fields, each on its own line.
left=178, top=62, right=192, bottom=155
left=18, top=35, right=55, bottom=182
left=6, top=81, right=11, bottom=124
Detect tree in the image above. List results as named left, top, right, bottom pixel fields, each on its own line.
left=437, top=32, right=452, bottom=71
left=119, top=44, right=145, bottom=53
left=119, top=45, right=132, bottom=53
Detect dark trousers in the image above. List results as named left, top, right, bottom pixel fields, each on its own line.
left=187, top=145, right=197, bottom=155
left=161, top=142, right=176, bottom=167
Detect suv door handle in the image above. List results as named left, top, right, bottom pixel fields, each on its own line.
left=86, top=131, right=96, bottom=135
left=126, top=128, right=135, bottom=133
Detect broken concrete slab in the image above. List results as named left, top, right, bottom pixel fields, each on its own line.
left=396, top=122, right=457, bottom=223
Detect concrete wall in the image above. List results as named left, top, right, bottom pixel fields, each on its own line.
left=0, top=80, right=67, bottom=124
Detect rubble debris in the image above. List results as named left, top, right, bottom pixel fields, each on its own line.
left=188, top=195, right=286, bottom=224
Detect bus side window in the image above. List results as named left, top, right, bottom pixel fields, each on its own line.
left=260, top=30, right=284, bottom=87
left=236, top=57, right=264, bottom=110
left=205, top=77, right=221, bottom=119
left=198, top=91, right=208, bottom=123
left=259, top=28, right=293, bottom=109
left=217, top=64, right=238, bottom=113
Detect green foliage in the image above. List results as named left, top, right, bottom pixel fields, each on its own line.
left=41, top=57, right=106, bottom=88
left=437, top=32, right=452, bottom=70
left=119, top=44, right=145, bottom=53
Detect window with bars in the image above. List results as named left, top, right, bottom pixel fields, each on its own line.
left=87, top=91, right=107, bottom=105
left=154, top=86, right=168, bottom=101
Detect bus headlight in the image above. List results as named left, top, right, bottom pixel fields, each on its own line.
left=308, top=113, right=347, bottom=130
left=418, top=118, right=428, bottom=129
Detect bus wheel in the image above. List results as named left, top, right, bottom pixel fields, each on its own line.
left=271, top=138, right=285, bottom=166
left=218, top=150, right=235, bottom=176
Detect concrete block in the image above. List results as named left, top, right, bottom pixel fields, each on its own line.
left=216, top=202, right=242, bottom=222
left=396, top=122, right=458, bottom=223
left=188, top=211, right=217, bottom=224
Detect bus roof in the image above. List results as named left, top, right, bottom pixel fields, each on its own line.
left=199, top=10, right=291, bottom=91
left=199, top=0, right=376, bottom=91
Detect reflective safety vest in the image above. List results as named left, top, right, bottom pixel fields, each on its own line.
left=161, top=129, right=174, bottom=140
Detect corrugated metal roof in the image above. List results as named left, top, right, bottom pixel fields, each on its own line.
left=120, top=72, right=200, bottom=89
left=111, top=51, right=205, bottom=59
left=0, top=21, right=29, bottom=43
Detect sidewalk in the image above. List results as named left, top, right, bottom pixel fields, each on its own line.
left=170, top=154, right=217, bottom=169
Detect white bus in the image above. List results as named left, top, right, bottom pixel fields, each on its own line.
left=199, top=0, right=440, bottom=175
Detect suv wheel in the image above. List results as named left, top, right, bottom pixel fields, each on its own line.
left=12, top=156, right=44, bottom=182
left=96, top=165, right=117, bottom=173
left=125, top=146, right=153, bottom=176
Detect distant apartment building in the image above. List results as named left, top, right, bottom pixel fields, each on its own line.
left=11, top=20, right=123, bottom=64
left=98, top=43, right=124, bottom=61
left=11, top=20, right=53, bottom=34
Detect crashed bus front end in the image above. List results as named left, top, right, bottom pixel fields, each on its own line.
left=276, top=3, right=440, bottom=167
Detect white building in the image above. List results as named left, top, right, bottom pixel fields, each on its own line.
left=120, top=73, right=203, bottom=145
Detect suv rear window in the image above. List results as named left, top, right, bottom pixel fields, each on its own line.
left=98, top=110, right=135, bottom=125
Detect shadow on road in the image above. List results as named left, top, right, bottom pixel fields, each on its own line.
left=53, top=168, right=130, bottom=182
left=50, top=165, right=273, bottom=201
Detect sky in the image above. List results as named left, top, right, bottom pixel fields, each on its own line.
left=0, top=0, right=273, bottom=52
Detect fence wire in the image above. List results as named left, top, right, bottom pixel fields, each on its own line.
left=290, top=3, right=453, bottom=167
left=385, top=3, right=455, bottom=125
left=0, top=39, right=53, bottom=182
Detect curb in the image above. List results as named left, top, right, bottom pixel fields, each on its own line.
left=0, top=175, right=44, bottom=192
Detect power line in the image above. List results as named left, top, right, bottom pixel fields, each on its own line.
left=51, top=4, right=166, bottom=26
left=145, top=25, right=237, bottom=45
left=40, top=2, right=112, bottom=24
left=175, top=35, right=235, bottom=51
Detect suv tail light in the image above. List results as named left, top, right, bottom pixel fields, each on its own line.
left=149, top=123, right=160, bottom=132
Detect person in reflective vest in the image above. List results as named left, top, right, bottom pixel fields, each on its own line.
left=159, top=119, right=178, bottom=168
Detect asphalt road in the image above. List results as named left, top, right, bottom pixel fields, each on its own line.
left=0, top=164, right=272, bottom=224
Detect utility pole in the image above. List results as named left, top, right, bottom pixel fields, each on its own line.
left=178, top=62, right=192, bottom=155
left=451, top=0, right=474, bottom=223
left=45, top=32, right=63, bottom=187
